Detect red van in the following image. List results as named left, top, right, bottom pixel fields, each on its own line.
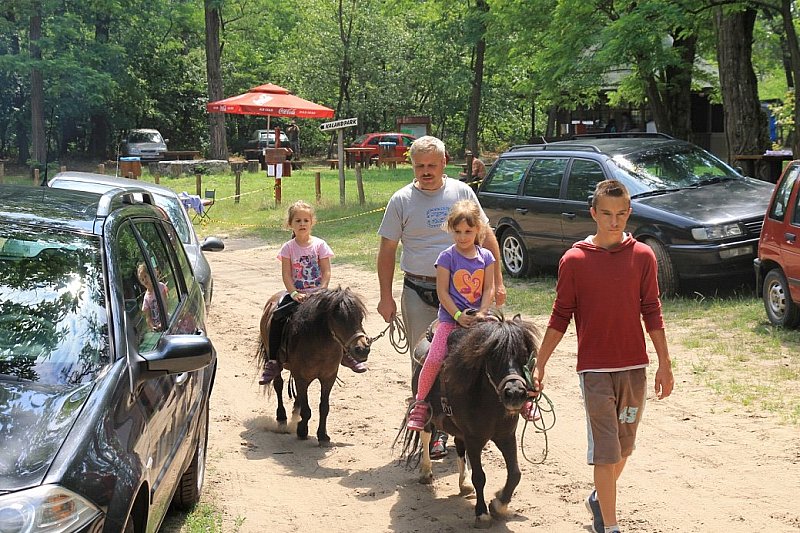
left=755, top=160, right=800, bottom=327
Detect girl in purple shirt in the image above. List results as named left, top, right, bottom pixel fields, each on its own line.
left=407, top=200, right=496, bottom=431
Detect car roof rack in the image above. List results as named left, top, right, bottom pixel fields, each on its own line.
left=96, top=187, right=156, bottom=217
left=508, top=144, right=602, bottom=153
left=572, top=132, right=674, bottom=140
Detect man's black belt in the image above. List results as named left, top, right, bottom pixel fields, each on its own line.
left=405, top=273, right=437, bottom=284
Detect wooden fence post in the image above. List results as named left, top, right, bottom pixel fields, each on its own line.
left=355, top=163, right=365, bottom=206
left=97, top=163, right=105, bottom=174
left=235, top=170, right=241, bottom=204
left=33, top=168, right=40, bottom=185
left=195, top=173, right=202, bottom=196
left=315, top=172, right=321, bottom=203
left=60, top=165, right=66, bottom=173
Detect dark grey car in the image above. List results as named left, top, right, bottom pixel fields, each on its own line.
left=0, top=184, right=215, bottom=532
left=477, top=134, right=775, bottom=295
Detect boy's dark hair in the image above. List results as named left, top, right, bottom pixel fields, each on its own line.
left=592, top=179, right=631, bottom=209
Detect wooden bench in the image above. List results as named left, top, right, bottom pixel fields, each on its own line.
left=326, top=159, right=339, bottom=169
left=163, top=150, right=202, bottom=160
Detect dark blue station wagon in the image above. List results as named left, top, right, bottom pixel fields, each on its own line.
left=477, top=134, right=775, bottom=295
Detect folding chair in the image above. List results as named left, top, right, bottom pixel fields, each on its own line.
left=194, top=189, right=216, bottom=222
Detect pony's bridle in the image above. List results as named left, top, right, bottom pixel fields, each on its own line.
left=331, top=330, right=369, bottom=353
left=485, top=370, right=528, bottom=399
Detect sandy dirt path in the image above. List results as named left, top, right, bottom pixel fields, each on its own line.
left=194, top=237, right=799, bottom=532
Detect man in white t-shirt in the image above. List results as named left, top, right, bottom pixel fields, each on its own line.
left=376, top=135, right=506, bottom=457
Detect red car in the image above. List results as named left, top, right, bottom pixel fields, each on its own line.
left=755, top=160, right=800, bottom=327
left=350, top=132, right=416, bottom=163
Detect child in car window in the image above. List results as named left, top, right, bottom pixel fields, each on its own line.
left=137, top=263, right=168, bottom=330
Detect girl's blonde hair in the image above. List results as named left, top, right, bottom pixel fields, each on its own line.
left=443, top=200, right=487, bottom=244
left=285, top=200, right=316, bottom=228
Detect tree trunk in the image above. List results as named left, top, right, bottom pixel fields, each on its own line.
left=466, top=0, right=488, bottom=156
left=89, top=14, right=110, bottom=160
left=332, top=0, right=353, bottom=158
left=205, top=0, right=228, bottom=160
left=8, top=22, right=29, bottom=165
left=30, top=2, right=46, bottom=176
left=714, top=6, right=769, bottom=162
left=664, top=34, right=696, bottom=141
left=778, top=0, right=800, bottom=156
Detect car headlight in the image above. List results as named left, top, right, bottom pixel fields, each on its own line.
left=0, top=485, right=101, bottom=532
left=691, top=223, right=743, bottom=241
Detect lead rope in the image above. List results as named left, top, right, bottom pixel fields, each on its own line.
left=368, top=314, right=409, bottom=355
left=520, top=391, right=556, bottom=464
left=520, top=353, right=556, bottom=464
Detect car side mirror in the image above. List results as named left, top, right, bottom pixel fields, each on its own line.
left=201, top=236, right=225, bottom=252
left=164, top=138, right=170, bottom=144
left=587, top=194, right=594, bottom=208
left=134, top=334, right=214, bottom=385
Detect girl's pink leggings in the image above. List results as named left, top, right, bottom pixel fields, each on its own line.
left=416, top=321, right=458, bottom=402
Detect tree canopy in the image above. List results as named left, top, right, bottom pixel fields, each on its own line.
left=0, top=0, right=797, bottom=165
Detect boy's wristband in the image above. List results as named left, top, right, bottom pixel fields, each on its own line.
left=453, top=310, right=462, bottom=321
left=290, top=290, right=299, bottom=298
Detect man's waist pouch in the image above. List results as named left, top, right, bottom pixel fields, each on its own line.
left=403, top=276, right=439, bottom=309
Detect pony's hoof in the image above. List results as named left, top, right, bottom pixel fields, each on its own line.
left=318, top=436, right=332, bottom=447
left=459, top=482, right=475, bottom=496
left=488, top=498, right=509, bottom=518
left=474, top=514, right=492, bottom=529
left=418, top=472, right=433, bottom=485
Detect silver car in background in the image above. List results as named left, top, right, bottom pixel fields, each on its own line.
left=48, top=172, right=224, bottom=305
left=122, top=128, right=168, bottom=161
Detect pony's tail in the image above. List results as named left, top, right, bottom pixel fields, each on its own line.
left=256, top=338, right=268, bottom=369
left=391, top=408, right=422, bottom=468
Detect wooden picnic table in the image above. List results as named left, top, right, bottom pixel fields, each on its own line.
left=163, top=150, right=202, bottom=160
left=733, top=151, right=794, bottom=183
left=344, top=147, right=374, bottom=168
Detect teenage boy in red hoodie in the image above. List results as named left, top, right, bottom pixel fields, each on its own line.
left=532, top=179, right=674, bottom=533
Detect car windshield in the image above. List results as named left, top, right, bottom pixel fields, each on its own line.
left=608, top=145, right=743, bottom=196
left=0, top=225, right=109, bottom=385
left=153, top=194, right=191, bottom=244
left=128, top=131, right=162, bottom=143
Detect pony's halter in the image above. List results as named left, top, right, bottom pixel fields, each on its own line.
left=331, top=330, right=368, bottom=352
left=485, top=370, right=528, bottom=399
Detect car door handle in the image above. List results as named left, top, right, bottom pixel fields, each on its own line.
left=785, top=232, right=797, bottom=243
left=515, top=208, right=528, bottom=214
left=175, top=372, right=190, bottom=385
left=561, top=212, right=576, bottom=219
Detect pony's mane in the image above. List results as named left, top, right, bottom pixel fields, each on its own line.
left=442, top=313, right=539, bottom=396
left=287, top=286, right=367, bottom=337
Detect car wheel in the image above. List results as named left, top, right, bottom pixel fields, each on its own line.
left=500, top=228, right=530, bottom=278
left=172, top=400, right=209, bottom=511
left=643, top=239, right=678, bottom=297
left=123, top=515, right=135, bottom=533
left=763, top=269, right=800, bottom=328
